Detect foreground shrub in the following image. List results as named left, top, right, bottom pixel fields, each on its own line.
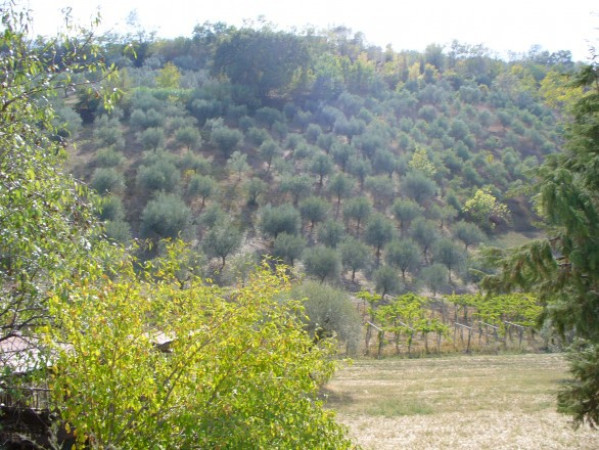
left=46, top=247, right=353, bottom=449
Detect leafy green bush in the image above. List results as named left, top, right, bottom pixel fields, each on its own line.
left=288, top=281, right=361, bottom=352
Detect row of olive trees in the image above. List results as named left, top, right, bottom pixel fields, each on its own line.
left=0, top=6, right=354, bottom=448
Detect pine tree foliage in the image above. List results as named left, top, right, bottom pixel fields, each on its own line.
left=483, top=61, right=599, bottom=428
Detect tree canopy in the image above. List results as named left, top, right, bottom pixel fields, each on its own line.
left=48, top=251, right=353, bottom=448
left=0, top=6, right=353, bottom=448
left=483, top=62, right=599, bottom=428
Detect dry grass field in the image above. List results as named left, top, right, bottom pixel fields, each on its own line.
left=326, top=353, right=599, bottom=449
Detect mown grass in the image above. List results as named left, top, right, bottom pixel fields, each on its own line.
left=326, top=353, right=599, bottom=449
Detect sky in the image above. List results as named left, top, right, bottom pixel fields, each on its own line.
left=24, top=0, right=599, bottom=62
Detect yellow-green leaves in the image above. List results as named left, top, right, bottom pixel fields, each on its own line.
left=46, top=244, right=352, bottom=449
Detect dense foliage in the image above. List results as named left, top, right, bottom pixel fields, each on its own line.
left=0, top=2, right=114, bottom=345
left=47, top=248, right=352, bottom=449
left=56, top=20, right=577, bottom=298
left=483, top=62, right=599, bottom=427
left=3, top=0, right=597, bottom=443
left=0, top=5, right=353, bottom=448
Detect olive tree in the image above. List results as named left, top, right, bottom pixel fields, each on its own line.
left=288, top=281, right=361, bottom=352
left=302, top=246, right=341, bottom=284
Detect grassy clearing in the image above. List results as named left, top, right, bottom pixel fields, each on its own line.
left=326, top=353, right=599, bottom=449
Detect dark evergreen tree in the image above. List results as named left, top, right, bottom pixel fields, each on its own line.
left=483, top=64, right=599, bottom=427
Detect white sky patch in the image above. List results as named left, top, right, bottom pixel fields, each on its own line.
left=24, top=0, right=599, bottom=61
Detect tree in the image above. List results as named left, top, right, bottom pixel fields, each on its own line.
left=244, top=177, right=268, bottom=207
left=186, top=174, right=218, bottom=209
left=482, top=64, right=599, bottom=427
left=136, top=160, right=181, bottom=194
left=340, top=237, right=370, bottom=282
left=372, top=149, right=397, bottom=178
left=299, top=196, right=330, bottom=234
left=155, top=61, right=181, bottom=88
left=259, top=204, right=301, bottom=239
left=139, top=126, right=166, bottom=150
left=288, top=281, right=361, bottom=352
left=175, top=126, right=201, bottom=150
left=258, top=139, right=281, bottom=173
left=364, top=175, right=395, bottom=209
left=203, top=219, right=243, bottom=270
left=432, top=238, right=465, bottom=283
left=279, top=174, right=312, bottom=206
left=331, top=141, right=355, bottom=172
left=272, top=232, right=306, bottom=266
left=364, top=213, right=395, bottom=266
left=46, top=250, right=353, bottom=448
left=98, top=195, right=126, bottom=222
left=0, top=3, right=116, bottom=344
left=373, top=265, right=401, bottom=300
left=385, top=239, right=422, bottom=282
left=463, top=187, right=510, bottom=232
left=421, top=263, right=449, bottom=296
left=347, top=155, right=372, bottom=189
left=140, top=193, right=191, bottom=240
left=210, top=125, right=243, bottom=159
left=212, top=28, right=310, bottom=101
left=303, top=246, right=341, bottom=284
left=410, top=217, right=439, bottom=263
left=408, top=147, right=436, bottom=177
left=453, top=220, right=485, bottom=250
left=310, top=153, right=334, bottom=188
left=327, top=173, right=354, bottom=218
left=401, top=171, right=437, bottom=206
left=316, top=219, right=346, bottom=248
left=391, top=198, right=423, bottom=236
left=226, top=150, right=250, bottom=181
left=343, top=196, right=372, bottom=236
left=95, top=147, right=125, bottom=167
left=91, top=167, right=126, bottom=195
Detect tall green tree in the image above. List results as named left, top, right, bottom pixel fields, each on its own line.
left=432, top=238, right=465, bottom=283
left=212, top=27, right=310, bottom=101
left=316, top=219, right=346, bottom=248
left=140, top=193, right=191, bottom=240
left=392, top=198, right=423, bottom=236
left=273, top=232, right=306, bottom=266
left=327, top=172, right=354, bottom=217
left=0, top=3, right=116, bottom=344
left=483, top=63, right=599, bottom=428
left=210, top=125, right=243, bottom=159
left=310, top=153, right=334, bottom=188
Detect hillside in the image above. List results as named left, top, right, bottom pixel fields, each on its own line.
left=56, top=25, right=576, bottom=296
